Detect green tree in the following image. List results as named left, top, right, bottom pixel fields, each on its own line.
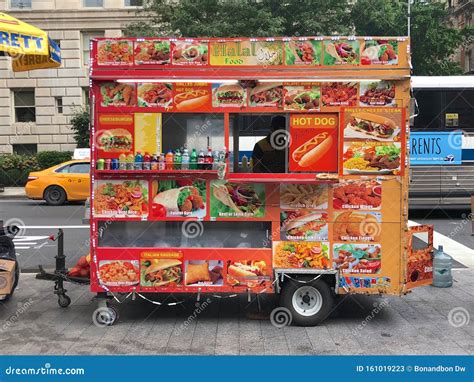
left=352, top=0, right=473, bottom=75
left=124, top=0, right=351, bottom=37
left=70, top=108, right=90, bottom=148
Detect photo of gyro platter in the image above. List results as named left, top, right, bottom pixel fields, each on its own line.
left=342, top=142, right=401, bottom=175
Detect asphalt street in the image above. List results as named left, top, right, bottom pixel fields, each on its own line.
left=0, top=199, right=472, bottom=272
left=0, top=199, right=89, bottom=272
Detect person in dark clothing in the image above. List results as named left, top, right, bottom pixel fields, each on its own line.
left=252, top=115, right=287, bottom=173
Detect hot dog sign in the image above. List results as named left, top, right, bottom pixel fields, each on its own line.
left=289, top=114, right=339, bottom=172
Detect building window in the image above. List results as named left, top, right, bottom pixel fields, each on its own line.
left=12, top=144, right=37, bottom=155
left=55, top=97, right=63, bottom=114
left=10, top=0, right=32, bottom=9
left=83, top=88, right=90, bottom=107
left=83, top=0, right=103, bottom=7
left=82, top=31, right=104, bottom=66
left=13, top=89, right=35, bottom=123
left=125, top=0, right=143, bottom=6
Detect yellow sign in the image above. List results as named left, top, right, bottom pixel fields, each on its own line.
left=0, top=12, right=48, bottom=56
left=210, top=40, right=283, bottom=66
left=445, top=113, right=458, bottom=120
left=134, top=113, right=162, bottom=155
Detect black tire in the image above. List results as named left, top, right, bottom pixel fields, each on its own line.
left=58, top=294, right=71, bottom=308
left=44, top=186, right=67, bottom=206
left=280, top=276, right=334, bottom=326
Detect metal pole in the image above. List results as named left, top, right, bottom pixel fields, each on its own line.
left=408, top=0, right=411, bottom=38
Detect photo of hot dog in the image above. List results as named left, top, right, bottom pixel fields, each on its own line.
left=292, top=132, right=334, bottom=168
left=174, top=89, right=210, bottom=111
left=347, top=112, right=398, bottom=139
left=226, top=260, right=267, bottom=287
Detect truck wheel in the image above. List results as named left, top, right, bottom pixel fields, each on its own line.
left=280, top=277, right=334, bottom=326
left=44, top=186, right=67, bottom=206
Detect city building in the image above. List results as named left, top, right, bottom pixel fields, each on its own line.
left=446, top=0, right=473, bottom=74
left=0, top=0, right=143, bottom=154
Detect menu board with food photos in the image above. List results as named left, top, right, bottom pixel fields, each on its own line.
left=92, top=37, right=409, bottom=69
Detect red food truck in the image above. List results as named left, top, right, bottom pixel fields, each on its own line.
left=86, top=36, right=433, bottom=326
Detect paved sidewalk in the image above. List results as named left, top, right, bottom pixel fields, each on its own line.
left=0, top=270, right=472, bottom=355
left=0, top=187, right=26, bottom=199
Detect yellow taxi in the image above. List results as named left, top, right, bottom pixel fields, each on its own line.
left=25, top=160, right=90, bottom=205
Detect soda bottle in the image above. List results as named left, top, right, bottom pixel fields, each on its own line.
left=182, top=148, right=190, bottom=170
left=126, top=153, right=134, bottom=170
left=105, top=158, right=111, bottom=170
left=198, top=150, right=205, bottom=170
left=205, top=147, right=213, bottom=170
left=241, top=154, right=248, bottom=172
left=151, top=154, right=158, bottom=170
left=212, top=150, right=220, bottom=170
left=118, top=153, right=126, bottom=170
left=165, top=150, right=174, bottom=170
left=174, top=149, right=182, bottom=170
left=190, top=148, right=198, bottom=170
left=143, top=152, right=151, bottom=170
left=97, top=158, right=105, bottom=170
left=158, top=153, right=165, bottom=170
left=134, top=151, right=143, bottom=170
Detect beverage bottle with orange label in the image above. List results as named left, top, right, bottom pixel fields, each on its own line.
left=165, top=150, right=174, bottom=170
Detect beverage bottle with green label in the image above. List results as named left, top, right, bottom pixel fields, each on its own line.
left=190, top=148, right=198, bottom=170
left=174, top=149, right=182, bottom=170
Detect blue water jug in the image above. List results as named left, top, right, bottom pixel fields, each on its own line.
left=432, top=245, right=453, bottom=288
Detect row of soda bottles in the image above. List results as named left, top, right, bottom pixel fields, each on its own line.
left=97, top=147, right=227, bottom=171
